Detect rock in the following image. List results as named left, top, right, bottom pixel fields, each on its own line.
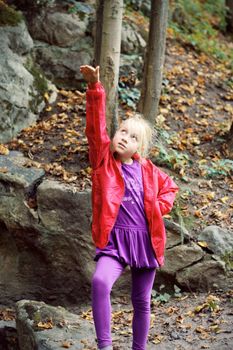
left=16, top=299, right=96, bottom=350
left=0, top=21, right=47, bottom=143
left=121, top=21, right=147, bottom=54
left=0, top=153, right=231, bottom=304
left=0, top=320, right=17, bottom=350
left=33, top=39, right=93, bottom=89
left=0, top=151, right=45, bottom=225
left=162, top=243, right=204, bottom=275
left=164, top=219, right=192, bottom=248
left=1, top=20, right=33, bottom=55
left=27, top=10, right=90, bottom=47
left=25, top=7, right=94, bottom=89
left=198, top=225, right=233, bottom=256
left=120, top=54, right=144, bottom=80
left=0, top=152, right=129, bottom=305
left=176, top=258, right=227, bottom=291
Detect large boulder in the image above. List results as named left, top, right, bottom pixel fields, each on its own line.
left=162, top=243, right=204, bottom=276
left=176, top=258, right=228, bottom=291
left=27, top=10, right=90, bottom=47
left=0, top=21, right=47, bottom=143
left=121, top=21, right=146, bottom=54
left=16, top=299, right=96, bottom=350
left=0, top=152, right=231, bottom=305
left=0, top=151, right=130, bottom=306
left=26, top=6, right=94, bottom=89
left=198, top=225, right=233, bottom=256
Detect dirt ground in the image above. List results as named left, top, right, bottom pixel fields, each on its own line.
left=1, top=31, right=233, bottom=350
left=72, top=290, right=233, bottom=350
left=5, top=36, right=233, bottom=236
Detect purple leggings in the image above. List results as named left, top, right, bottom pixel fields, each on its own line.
left=92, top=256, right=156, bottom=350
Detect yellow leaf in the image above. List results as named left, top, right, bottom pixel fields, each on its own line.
left=220, top=196, right=229, bottom=203
left=37, top=321, right=53, bottom=329
left=46, top=106, right=52, bottom=112
left=197, top=241, right=208, bottom=248
left=152, top=334, right=164, bottom=344
left=0, top=167, right=8, bottom=173
left=207, top=192, right=215, bottom=200
left=198, top=159, right=207, bottom=165
left=224, top=103, right=233, bottom=113
left=160, top=107, right=170, bottom=115
left=194, top=210, right=203, bottom=218
left=195, top=303, right=207, bottom=313
left=0, top=144, right=9, bottom=155
left=44, top=92, right=49, bottom=101
left=61, top=341, right=72, bottom=348
left=195, top=325, right=209, bottom=333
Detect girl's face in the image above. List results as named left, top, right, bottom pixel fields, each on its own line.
left=112, top=124, right=140, bottom=163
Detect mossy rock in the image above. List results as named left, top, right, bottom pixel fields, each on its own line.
left=24, top=57, right=48, bottom=112
left=0, top=1, right=23, bottom=26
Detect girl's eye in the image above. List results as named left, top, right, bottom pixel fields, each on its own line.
left=132, top=135, right=137, bottom=140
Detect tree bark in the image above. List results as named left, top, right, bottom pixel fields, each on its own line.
left=138, top=0, right=169, bottom=125
left=94, top=0, right=104, bottom=66
left=228, top=121, right=233, bottom=158
left=99, top=0, right=123, bottom=136
left=226, top=0, right=233, bottom=33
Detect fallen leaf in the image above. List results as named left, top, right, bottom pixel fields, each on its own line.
left=0, top=144, right=9, bottom=155
left=61, top=341, right=72, bottom=348
left=0, top=167, right=8, bottom=173
left=197, top=241, right=208, bottom=248
left=37, top=321, right=53, bottom=329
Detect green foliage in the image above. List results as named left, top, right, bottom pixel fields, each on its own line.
left=153, top=141, right=192, bottom=176
left=221, top=250, right=233, bottom=271
left=64, top=0, right=93, bottom=18
left=152, top=284, right=182, bottom=303
left=199, top=159, right=233, bottom=178
left=33, top=0, right=54, bottom=6
left=171, top=190, right=196, bottom=235
left=124, top=0, right=143, bottom=11
left=24, top=57, right=48, bottom=112
left=118, top=83, right=140, bottom=110
left=169, top=0, right=233, bottom=67
left=0, top=1, right=23, bottom=26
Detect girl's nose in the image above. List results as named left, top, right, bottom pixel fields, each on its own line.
left=122, top=137, right=127, bottom=144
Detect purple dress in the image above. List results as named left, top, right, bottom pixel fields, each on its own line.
left=94, top=160, right=159, bottom=268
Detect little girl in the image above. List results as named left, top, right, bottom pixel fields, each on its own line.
left=80, top=65, right=178, bottom=350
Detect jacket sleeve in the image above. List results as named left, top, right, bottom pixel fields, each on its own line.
left=157, top=169, right=179, bottom=216
left=85, top=82, right=110, bottom=169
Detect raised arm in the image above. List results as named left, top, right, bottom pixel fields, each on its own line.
left=80, top=65, right=110, bottom=169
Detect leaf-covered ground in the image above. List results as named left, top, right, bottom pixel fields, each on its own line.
left=1, top=27, right=233, bottom=350
left=1, top=290, right=232, bottom=349
left=75, top=290, right=233, bottom=350
left=3, top=33, right=233, bottom=235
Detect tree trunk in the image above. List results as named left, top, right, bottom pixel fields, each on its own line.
left=99, top=0, right=123, bottom=136
left=226, top=0, right=233, bottom=33
left=94, top=0, right=104, bottom=66
left=228, top=121, right=233, bottom=158
left=138, top=0, right=169, bottom=125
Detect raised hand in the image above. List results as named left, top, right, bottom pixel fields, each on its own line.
left=80, top=65, right=100, bottom=84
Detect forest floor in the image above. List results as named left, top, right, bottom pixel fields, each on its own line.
left=0, top=291, right=233, bottom=350
left=1, top=32, right=233, bottom=350
left=72, top=290, right=233, bottom=350
left=4, top=34, right=233, bottom=235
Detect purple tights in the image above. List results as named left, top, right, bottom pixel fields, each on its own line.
left=92, top=256, right=156, bottom=350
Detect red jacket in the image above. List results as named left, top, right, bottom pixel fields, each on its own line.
left=85, top=82, right=178, bottom=266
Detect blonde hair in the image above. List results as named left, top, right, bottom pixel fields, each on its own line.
left=118, top=113, right=154, bottom=158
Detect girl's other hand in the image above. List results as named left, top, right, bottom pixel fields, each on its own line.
left=80, top=65, right=100, bottom=84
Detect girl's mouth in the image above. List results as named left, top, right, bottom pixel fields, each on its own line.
left=118, top=143, right=126, bottom=149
